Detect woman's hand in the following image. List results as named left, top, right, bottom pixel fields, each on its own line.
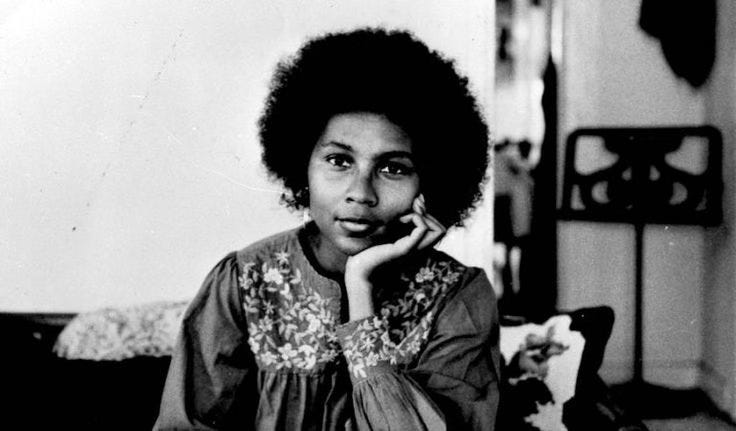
left=344, top=195, right=447, bottom=321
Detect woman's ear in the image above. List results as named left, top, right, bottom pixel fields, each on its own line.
left=295, top=186, right=310, bottom=206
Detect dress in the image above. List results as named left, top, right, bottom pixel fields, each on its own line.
left=154, top=224, right=500, bottom=430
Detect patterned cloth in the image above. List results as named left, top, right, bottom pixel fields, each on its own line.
left=154, top=224, right=501, bottom=430
left=54, top=301, right=189, bottom=361
left=499, top=315, right=586, bottom=431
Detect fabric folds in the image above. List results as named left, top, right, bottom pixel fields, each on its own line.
left=154, top=225, right=500, bottom=430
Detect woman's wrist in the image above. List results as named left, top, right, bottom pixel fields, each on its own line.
left=344, top=265, right=375, bottom=321
left=346, top=292, right=374, bottom=321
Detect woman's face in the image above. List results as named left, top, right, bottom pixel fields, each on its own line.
left=307, top=112, right=420, bottom=265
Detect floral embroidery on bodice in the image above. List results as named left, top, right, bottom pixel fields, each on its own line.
left=240, top=248, right=464, bottom=377
left=343, top=260, right=462, bottom=376
left=240, top=254, right=340, bottom=371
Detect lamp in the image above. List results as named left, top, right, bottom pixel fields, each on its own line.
left=559, top=126, right=722, bottom=417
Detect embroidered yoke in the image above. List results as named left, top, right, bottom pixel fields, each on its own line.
left=155, top=225, right=500, bottom=431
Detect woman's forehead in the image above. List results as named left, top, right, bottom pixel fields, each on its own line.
left=316, top=112, right=413, bottom=155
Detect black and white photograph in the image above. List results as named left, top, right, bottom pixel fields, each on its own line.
left=1, top=0, right=733, bottom=430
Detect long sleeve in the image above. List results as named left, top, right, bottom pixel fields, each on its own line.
left=154, top=253, right=258, bottom=430
left=409, top=268, right=501, bottom=429
left=336, top=267, right=500, bottom=431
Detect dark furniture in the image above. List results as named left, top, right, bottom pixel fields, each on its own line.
left=1, top=307, right=647, bottom=430
left=559, top=126, right=722, bottom=418
left=1, top=312, right=169, bottom=430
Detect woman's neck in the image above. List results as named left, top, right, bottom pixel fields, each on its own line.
left=302, top=223, right=348, bottom=278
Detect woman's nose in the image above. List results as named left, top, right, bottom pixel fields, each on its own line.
left=345, top=171, right=378, bottom=206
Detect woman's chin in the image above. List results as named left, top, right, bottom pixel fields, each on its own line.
left=338, top=240, right=373, bottom=256
left=335, top=236, right=383, bottom=256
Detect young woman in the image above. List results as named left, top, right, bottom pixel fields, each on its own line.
left=155, top=28, right=500, bottom=430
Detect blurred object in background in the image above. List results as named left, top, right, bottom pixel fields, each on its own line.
left=493, top=0, right=558, bottom=318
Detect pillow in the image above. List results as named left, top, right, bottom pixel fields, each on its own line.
left=497, top=306, right=615, bottom=431
left=53, top=300, right=189, bottom=361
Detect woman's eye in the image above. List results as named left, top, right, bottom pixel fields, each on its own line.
left=325, top=154, right=351, bottom=168
left=379, top=162, right=414, bottom=176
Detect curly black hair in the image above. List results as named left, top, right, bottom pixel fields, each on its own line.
left=258, top=27, right=490, bottom=228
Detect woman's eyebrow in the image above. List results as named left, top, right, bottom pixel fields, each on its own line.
left=317, top=141, right=414, bottom=161
left=378, top=150, right=414, bottom=161
left=318, top=141, right=353, bottom=152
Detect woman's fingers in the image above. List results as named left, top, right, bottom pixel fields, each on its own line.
left=417, top=212, right=446, bottom=249
left=411, top=195, right=446, bottom=249
left=344, top=198, right=441, bottom=294
left=397, top=212, right=428, bottom=253
left=413, top=194, right=426, bottom=214
left=397, top=202, right=446, bottom=252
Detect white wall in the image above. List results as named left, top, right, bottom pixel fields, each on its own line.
left=0, top=1, right=495, bottom=312
left=557, top=0, right=708, bottom=387
left=702, top=0, right=736, bottom=418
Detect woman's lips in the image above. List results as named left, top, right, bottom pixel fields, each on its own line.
left=336, top=218, right=380, bottom=235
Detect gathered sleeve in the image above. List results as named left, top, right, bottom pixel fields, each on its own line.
left=336, top=268, right=501, bottom=431
left=154, top=253, right=258, bottom=430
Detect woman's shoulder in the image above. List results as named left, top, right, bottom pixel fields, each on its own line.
left=420, top=249, right=496, bottom=307
left=388, top=249, right=493, bottom=317
left=233, top=226, right=303, bottom=268
left=187, top=227, right=305, bottom=321
left=421, top=250, right=497, bottom=331
left=420, top=249, right=487, bottom=285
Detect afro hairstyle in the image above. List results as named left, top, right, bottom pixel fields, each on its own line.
left=258, top=27, right=490, bottom=228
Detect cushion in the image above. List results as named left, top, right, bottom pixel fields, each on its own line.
left=53, top=300, right=189, bottom=361
left=497, top=306, right=615, bottom=431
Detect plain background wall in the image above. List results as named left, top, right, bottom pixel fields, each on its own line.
left=0, top=1, right=495, bottom=312
left=556, top=0, right=708, bottom=387
left=702, top=0, right=736, bottom=417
